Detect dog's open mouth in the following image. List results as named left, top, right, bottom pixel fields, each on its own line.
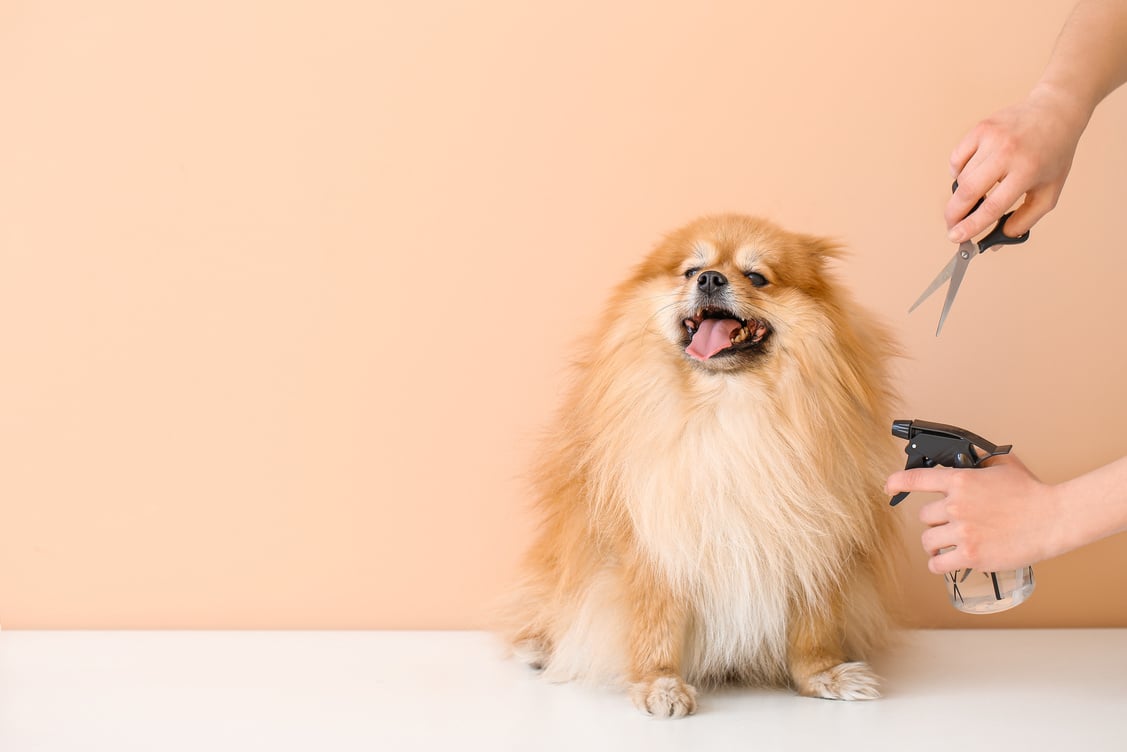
left=683, top=307, right=771, bottom=361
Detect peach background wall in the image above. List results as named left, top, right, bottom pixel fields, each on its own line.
left=2, top=0, right=1125, bottom=629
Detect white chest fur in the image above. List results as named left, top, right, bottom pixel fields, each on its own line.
left=595, top=377, right=854, bottom=681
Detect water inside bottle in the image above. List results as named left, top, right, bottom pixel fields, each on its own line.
left=943, top=565, right=1035, bottom=614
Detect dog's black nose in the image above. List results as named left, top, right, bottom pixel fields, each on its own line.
left=697, top=270, right=728, bottom=294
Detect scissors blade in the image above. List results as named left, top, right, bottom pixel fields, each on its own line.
left=934, top=241, right=976, bottom=336
left=908, top=252, right=959, bottom=313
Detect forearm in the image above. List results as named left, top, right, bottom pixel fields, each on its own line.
left=1034, top=0, right=1127, bottom=117
left=1053, top=455, right=1127, bottom=556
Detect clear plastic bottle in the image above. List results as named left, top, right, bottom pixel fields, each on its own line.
left=943, top=561, right=1035, bottom=614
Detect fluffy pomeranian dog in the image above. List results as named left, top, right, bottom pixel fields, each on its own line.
left=501, top=214, right=901, bottom=716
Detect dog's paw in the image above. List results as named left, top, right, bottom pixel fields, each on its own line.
left=799, top=661, right=881, bottom=701
left=629, top=675, right=698, bottom=718
left=512, top=637, right=551, bottom=671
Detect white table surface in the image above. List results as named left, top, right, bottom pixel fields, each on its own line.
left=1, top=629, right=1124, bottom=751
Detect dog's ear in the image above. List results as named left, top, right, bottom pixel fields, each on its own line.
left=795, top=233, right=844, bottom=263
left=768, top=231, right=846, bottom=294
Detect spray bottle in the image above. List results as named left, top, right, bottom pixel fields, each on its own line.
left=890, top=419, right=1035, bottom=614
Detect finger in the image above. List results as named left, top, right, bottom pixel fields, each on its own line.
left=921, top=526, right=957, bottom=558
left=945, top=165, right=1005, bottom=238
left=928, top=547, right=966, bottom=575
left=1002, top=186, right=1058, bottom=237
left=885, top=466, right=958, bottom=496
left=947, top=172, right=1024, bottom=243
left=948, top=126, right=984, bottom=178
left=918, top=499, right=949, bottom=526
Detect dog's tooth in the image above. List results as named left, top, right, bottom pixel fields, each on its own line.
left=731, top=326, right=749, bottom=343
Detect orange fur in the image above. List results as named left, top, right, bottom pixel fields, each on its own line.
left=500, top=215, right=903, bottom=715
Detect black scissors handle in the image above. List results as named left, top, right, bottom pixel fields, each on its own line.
left=952, top=180, right=1030, bottom=252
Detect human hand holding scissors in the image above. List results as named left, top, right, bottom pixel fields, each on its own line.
left=910, top=182, right=1031, bottom=336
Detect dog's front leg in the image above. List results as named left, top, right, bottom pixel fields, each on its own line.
left=786, top=588, right=881, bottom=701
left=623, top=560, right=697, bottom=718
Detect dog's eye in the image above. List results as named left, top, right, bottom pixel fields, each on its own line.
left=745, top=271, right=769, bottom=288
left=684, top=267, right=700, bottom=279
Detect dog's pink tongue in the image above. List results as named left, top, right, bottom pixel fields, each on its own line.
left=686, top=318, right=741, bottom=360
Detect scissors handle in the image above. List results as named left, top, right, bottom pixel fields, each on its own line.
left=977, top=211, right=1029, bottom=252
left=951, top=181, right=1030, bottom=253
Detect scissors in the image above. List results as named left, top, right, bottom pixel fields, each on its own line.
left=910, top=181, right=1030, bottom=335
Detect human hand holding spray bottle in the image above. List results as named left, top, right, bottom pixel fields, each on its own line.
left=888, top=420, right=1036, bottom=614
